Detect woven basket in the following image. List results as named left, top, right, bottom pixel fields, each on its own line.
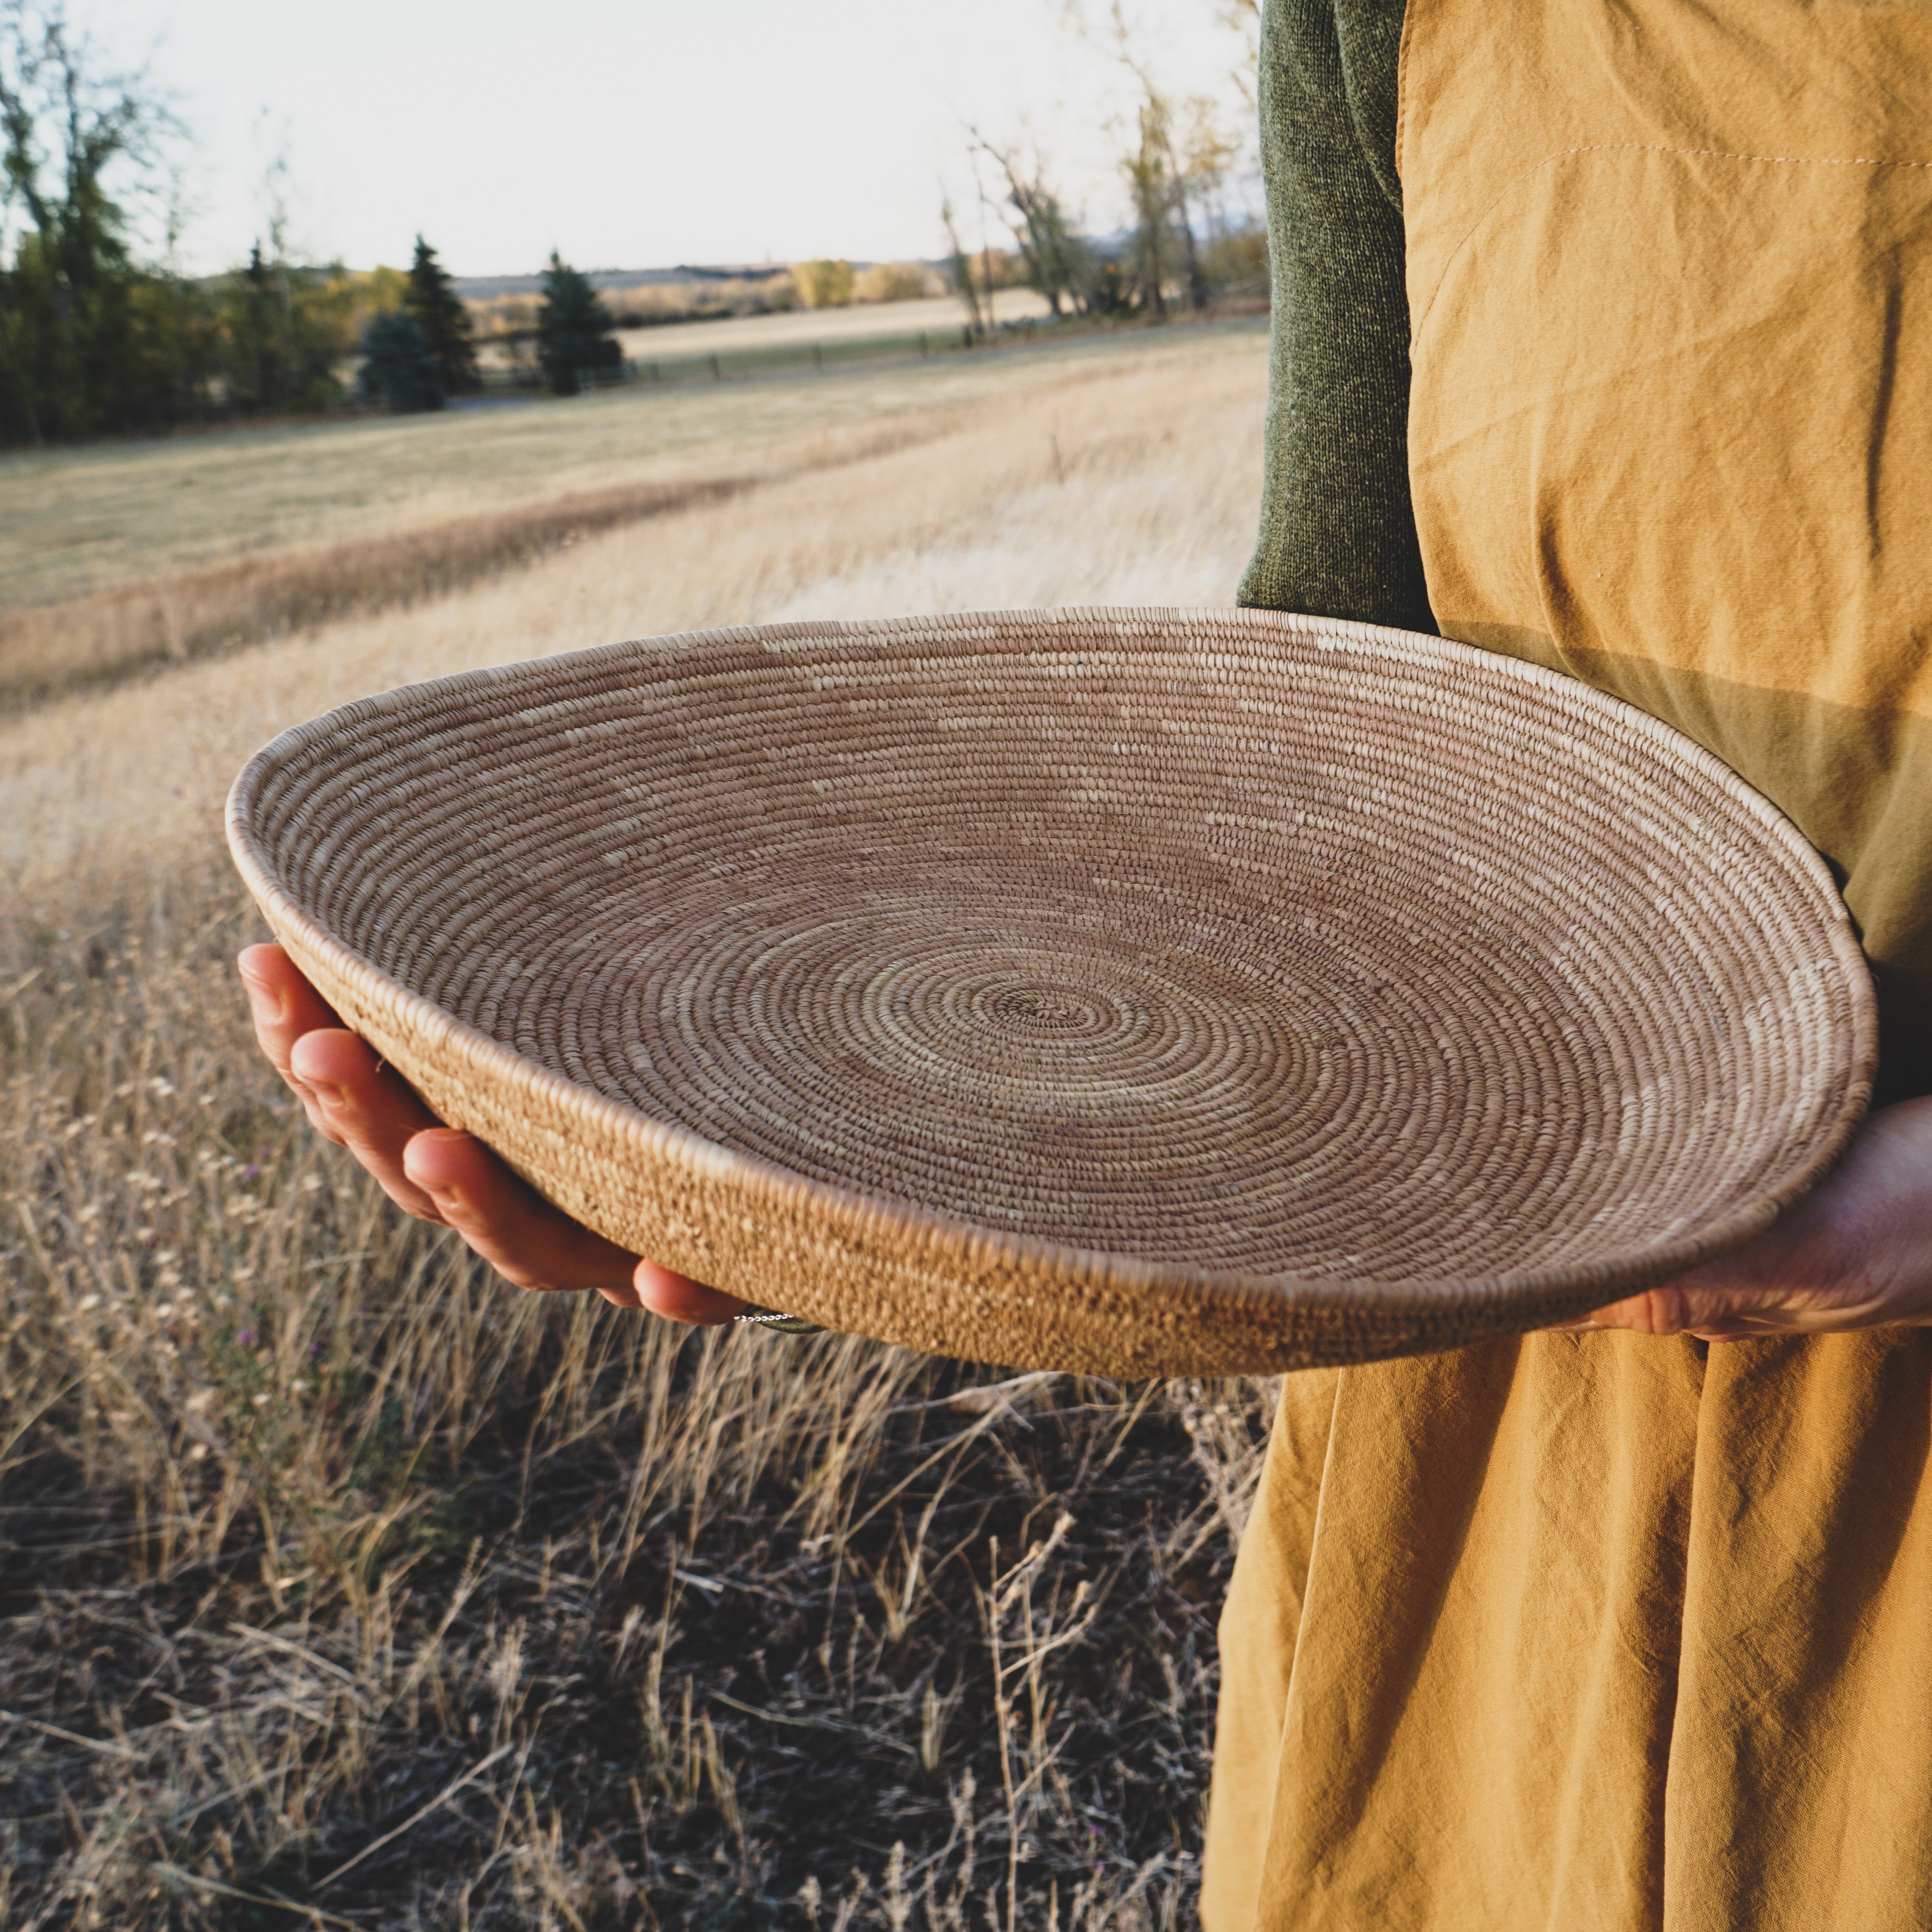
left=227, top=609, right=1876, bottom=1375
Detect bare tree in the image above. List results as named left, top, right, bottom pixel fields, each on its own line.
left=1218, top=0, right=1262, bottom=105
left=939, top=193, right=985, bottom=340
left=0, top=2, right=174, bottom=278
left=969, top=150, right=1001, bottom=329
left=1104, top=8, right=1235, bottom=313
left=1123, top=99, right=1171, bottom=319
left=966, top=127, right=1088, bottom=318
left=1178, top=93, right=1243, bottom=265
left=1063, top=0, right=1236, bottom=317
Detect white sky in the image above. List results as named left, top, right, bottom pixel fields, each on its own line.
left=75, top=0, right=1256, bottom=278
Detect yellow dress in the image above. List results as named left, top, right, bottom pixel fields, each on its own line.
left=1203, top=3, right=1932, bottom=1926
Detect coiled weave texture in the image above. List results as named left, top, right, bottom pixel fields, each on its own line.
left=227, top=609, right=1875, bottom=1375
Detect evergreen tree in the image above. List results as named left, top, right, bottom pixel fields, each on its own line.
left=220, top=242, right=353, bottom=417
left=535, top=251, right=620, bottom=397
left=235, top=243, right=287, bottom=412
left=403, top=234, right=479, bottom=395
left=359, top=308, right=444, bottom=413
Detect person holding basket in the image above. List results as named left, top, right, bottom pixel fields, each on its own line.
left=241, top=2, right=1932, bottom=1923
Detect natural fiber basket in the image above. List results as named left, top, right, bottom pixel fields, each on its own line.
left=227, top=609, right=1876, bottom=1375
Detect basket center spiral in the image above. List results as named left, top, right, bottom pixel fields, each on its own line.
left=986, top=981, right=1104, bottom=1036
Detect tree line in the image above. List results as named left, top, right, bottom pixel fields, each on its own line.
left=0, top=2, right=364, bottom=443
left=359, top=246, right=624, bottom=412
left=1, top=0, right=1259, bottom=448
left=0, top=4, right=627, bottom=445
left=956, top=98, right=1247, bottom=330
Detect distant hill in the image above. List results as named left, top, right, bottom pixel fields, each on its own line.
left=450, top=263, right=881, bottom=302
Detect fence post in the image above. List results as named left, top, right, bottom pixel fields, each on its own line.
left=710, top=354, right=722, bottom=382
left=919, top=332, right=929, bottom=357
left=812, top=342, right=824, bottom=372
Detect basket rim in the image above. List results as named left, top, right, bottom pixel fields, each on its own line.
left=225, top=605, right=1881, bottom=1326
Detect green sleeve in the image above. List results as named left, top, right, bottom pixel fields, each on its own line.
left=1236, top=0, right=1434, bottom=634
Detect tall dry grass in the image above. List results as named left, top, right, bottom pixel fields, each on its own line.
left=0, top=476, right=747, bottom=706
left=0, top=402, right=990, bottom=706
left=1, top=325, right=1276, bottom=1928
left=1, top=905, right=1275, bottom=1928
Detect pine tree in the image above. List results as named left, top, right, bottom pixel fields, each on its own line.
left=404, top=235, right=480, bottom=395
left=359, top=309, right=445, bottom=413
left=535, top=252, right=621, bottom=397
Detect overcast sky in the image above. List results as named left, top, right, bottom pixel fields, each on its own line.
left=76, top=0, right=1254, bottom=278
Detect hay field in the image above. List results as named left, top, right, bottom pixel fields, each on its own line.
left=0, top=325, right=1261, bottom=710
left=0, top=321, right=1191, bottom=624
left=608, top=292, right=1055, bottom=366
left=0, top=324, right=1277, bottom=1930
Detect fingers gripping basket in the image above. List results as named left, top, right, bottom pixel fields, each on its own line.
left=227, top=609, right=1875, bottom=1376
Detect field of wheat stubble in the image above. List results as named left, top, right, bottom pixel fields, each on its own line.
left=0, top=321, right=1279, bottom=1931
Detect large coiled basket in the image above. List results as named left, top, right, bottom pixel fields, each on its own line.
left=227, top=609, right=1876, bottom=1375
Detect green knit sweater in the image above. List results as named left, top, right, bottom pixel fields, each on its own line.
left=1237, top=0, right=1432, bottom=635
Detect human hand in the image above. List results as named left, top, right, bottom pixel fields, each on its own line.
left=1557, top=1096, right=1932, bottom=1341
left=237, top=943, right=747, bottom=1324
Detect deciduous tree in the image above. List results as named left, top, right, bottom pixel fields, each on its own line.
left=938, top=196, right=984, bottom=340
left=218, top=240, right=353, bottom=417
left=791, top=258, right=855, bottom=309
left=0, top=0, right=177, bottom=440
left=968, top=130, right=1092, bottom=318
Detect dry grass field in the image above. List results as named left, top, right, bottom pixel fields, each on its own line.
left=0, top=321, right=1277, bottom=1930
left=0, top=321, right=1192, bottom=630
left=605, top=293, right=1055, bottom=367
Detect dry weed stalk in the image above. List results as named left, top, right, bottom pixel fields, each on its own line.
left=1, top=886, right=1276, bottom=1928
left=2, top=323, right=1277, bottom=1926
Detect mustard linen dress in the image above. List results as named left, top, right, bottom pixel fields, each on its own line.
left=1203, top=3, right=1932, bottom=1927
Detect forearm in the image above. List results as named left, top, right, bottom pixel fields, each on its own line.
left=1238, top=0, right=1432, bottom=631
